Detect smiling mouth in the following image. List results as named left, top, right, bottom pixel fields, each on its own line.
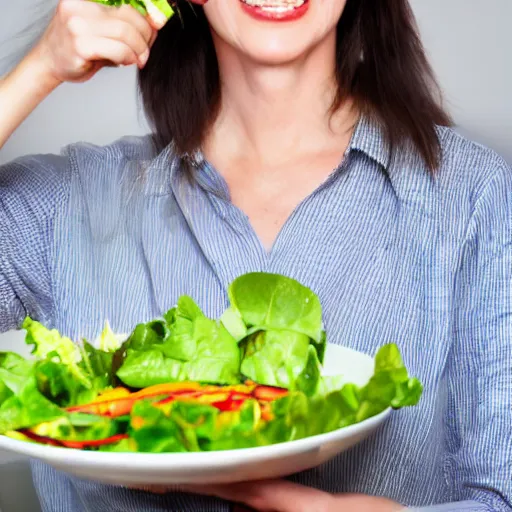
left=240, top=0, right=308, bottom=15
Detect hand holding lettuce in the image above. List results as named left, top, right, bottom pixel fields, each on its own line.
left=0, top=272, right=423, bottom=452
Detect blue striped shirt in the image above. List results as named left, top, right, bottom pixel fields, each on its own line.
left=0, top=117, right=511, bottom=512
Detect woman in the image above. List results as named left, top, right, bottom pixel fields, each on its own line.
left=0, top=0, right=510, bottom=511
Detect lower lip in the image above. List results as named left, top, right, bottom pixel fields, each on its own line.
left=240, top=0, right=310, bottom=22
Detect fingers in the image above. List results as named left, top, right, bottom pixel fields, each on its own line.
left=181, top=480, right=334, bottom=512
left=68, top=17, right=152, bottom=66
left=74, top=36, right=140, bottom=67
left=59, top=0, right=156, bottom=68
left=109, top=4, right=156, bottom=41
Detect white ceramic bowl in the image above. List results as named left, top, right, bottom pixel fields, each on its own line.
left=0, top=344, right=391, bottom=486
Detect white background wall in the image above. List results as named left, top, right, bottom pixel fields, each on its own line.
left=0, top=1, right=511, bottom=510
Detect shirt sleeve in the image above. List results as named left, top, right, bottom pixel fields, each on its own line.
left=408, top=501, right=491, bottom=511
left=412, top=157, right=512, bottom=512
left=0, top=153, right=71, bottom=332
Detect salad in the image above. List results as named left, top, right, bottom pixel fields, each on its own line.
left=0, top=273, right=422, bottom=453
left=90, top=0, right=175, bottom=27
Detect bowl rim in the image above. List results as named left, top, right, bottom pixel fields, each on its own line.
left=0, top=408, right=391, bottom=468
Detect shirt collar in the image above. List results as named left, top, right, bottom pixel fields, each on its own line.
left=156, top=113, right=393, bottom=198
left=348, top=114, right=391, bottom=170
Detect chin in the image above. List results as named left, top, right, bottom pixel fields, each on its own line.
left=204, top=0, right=346, bottom=66
left=238, top=35, right=321, bottom=66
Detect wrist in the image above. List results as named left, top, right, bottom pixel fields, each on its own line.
left=25, top=45, right=63, bottom=91
left=10, top=45, right=62, bottom=98
left=0, top=46, right=61, bottom=148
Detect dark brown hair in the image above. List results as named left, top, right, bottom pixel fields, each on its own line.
left=139, top=0, right=452, bottom=171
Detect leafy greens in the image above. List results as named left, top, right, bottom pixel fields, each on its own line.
left=88, top=0, right=174, bottom=21
left=0, top=272, right=423, bottom=453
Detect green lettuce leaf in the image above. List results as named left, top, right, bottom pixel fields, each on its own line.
left=129, top=401, right=188, bottom=453
left=355, top=343, right=423, bottom=420
left=116, top=299, right=240, bottom=388
left=0, top=377, right=66, bottom=433
left=162, top=296, right=203, bottom=361
left=116, top=349, right=183, bottom=388
left=0, top=353, right=34, bottom=407
left=220, top=307, right=248, bottom=343
left=29, top=414, right=117, bottom=443
left=240, top=330, right=312, bottom=389
left=80, top=341, right=115, bottom=389
left=112, top=319, right=171, bottom=385
left=295, top=344, right=323, bottom=396
left=23, top=318, right=91, bottom=389
left=203, top=400, right=262, bottom=451
left=88, top=0, right=174, bottom=20
left=95, top=321, right=125, bottom=353
left=181, top=318, right=240, bottom=384
left=124, top=320, right=170, bottom=352
left=22, top=318, right=117, bottom=405
left=227, top=273, right=324, bottom=343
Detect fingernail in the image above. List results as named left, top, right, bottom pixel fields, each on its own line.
left=139, top=49, right=150, bottom=66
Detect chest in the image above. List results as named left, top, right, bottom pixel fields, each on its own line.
left=52, top=162, right=458, bottom=394
left=215, top=151, right=348, bottom=250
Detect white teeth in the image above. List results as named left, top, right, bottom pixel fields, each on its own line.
left=242, top=0, right=306, bottom=12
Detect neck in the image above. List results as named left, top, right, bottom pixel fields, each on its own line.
left=205, top=32, right=356, bottom=166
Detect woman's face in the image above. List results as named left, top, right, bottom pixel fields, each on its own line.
left=203, top=0, right=347, bottom=66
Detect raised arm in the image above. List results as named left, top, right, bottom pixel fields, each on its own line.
left=0, top=0, right=158, bottom=148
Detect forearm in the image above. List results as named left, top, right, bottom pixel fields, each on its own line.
left=0, top=49, right=60, bottom=149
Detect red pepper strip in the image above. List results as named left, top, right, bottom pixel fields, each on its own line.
left=66, top=383, right=205, bottom=417
left=156, top=389, right=254, bottom=407
left=132, top=382, right=203, bottom=398
left=60, top=434, right=129, bottom=449
left=65, top=383, right=287, bottom=419
left=212, top=398, right=247, bottom=412
left=252, top=385, right=288, bottom=402
left=67, top=394, right=181, bottom=418
left=156, top=392, right=202, bottom=406
left=20, top=429, right=63, bottom=447
left=19, top=430, right=129, bottom=449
